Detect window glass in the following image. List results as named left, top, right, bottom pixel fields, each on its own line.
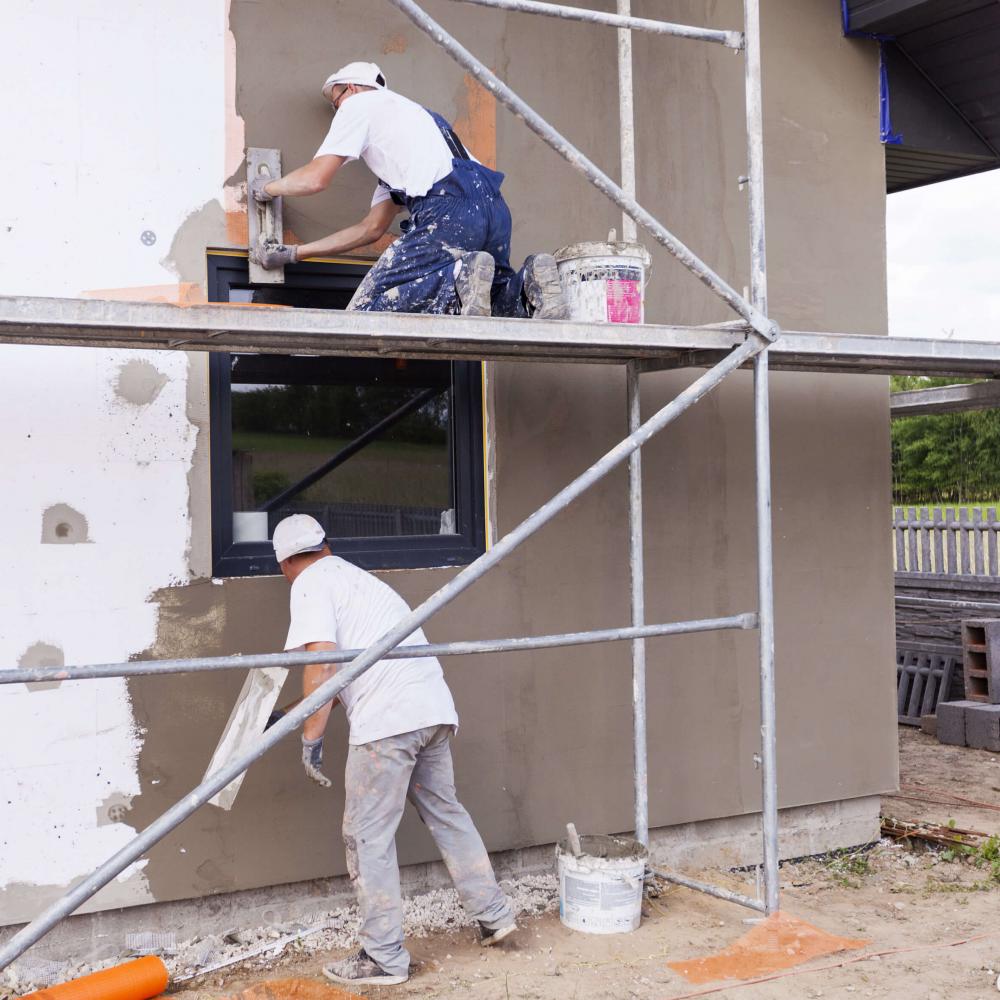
left=229, top=355, right=455, bottom=540
left=208, top=253, right=485, bottom=575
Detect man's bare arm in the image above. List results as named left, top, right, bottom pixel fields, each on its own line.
left=295, top=200, right=402, bottom=260
left=262, top=155, right=346, bottom=198
left=302, top=640, right=339, bottom=741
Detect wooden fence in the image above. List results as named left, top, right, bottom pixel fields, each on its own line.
left=893, top=507, right=1000, bottom=575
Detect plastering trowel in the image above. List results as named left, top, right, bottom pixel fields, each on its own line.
left=202, top=667, right=288, bottom=809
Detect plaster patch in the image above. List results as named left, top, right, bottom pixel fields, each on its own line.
left=17, top=641, right=65, bottom=692
left=115, top=359, right=168, bottom=406
left=41, top=504, right=91, bottom=545
left=382, top=32, right=408, bottom=54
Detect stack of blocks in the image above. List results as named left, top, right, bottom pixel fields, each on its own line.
left=937, top=620, right=1000, bottom=751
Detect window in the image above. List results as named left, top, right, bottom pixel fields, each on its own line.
left=207, top=252, right=486, bottom=576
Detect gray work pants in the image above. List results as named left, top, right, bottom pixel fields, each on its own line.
left=342, top=724, right=514, bottom=976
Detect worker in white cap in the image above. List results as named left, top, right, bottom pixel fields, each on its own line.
left=249, top=61, right=567, bottom=319
left=271, top=513, right=517, bottom=988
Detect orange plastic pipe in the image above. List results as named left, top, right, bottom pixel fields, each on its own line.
left=21, top=956, right=168, bottom=1000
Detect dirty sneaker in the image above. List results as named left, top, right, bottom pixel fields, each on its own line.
left=455, top=250, right=495, bottom=316
left=478, top=921, right=517, bottom=947
left=523, top=253, right=569, bottom=319
left=249, top=238, right=297, bottom=270
left=322, top=948, right=408, bottom=986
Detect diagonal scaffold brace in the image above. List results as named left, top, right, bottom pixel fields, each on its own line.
left=0, top=332, right=769, bottom=972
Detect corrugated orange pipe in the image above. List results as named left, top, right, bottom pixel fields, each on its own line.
left=21, top=956, right=168, bottom=1000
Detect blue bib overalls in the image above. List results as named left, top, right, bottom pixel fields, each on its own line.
left=347, top=110, right=530, bottom=317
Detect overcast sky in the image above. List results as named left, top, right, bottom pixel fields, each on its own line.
left=887, top=169, right=1000, bottom=342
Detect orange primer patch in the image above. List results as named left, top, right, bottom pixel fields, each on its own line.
left=667, top=911, right=869, bottom=985
left=453, top=73, right=497, bottom=169
left=382, top=32, right=408, bottom=54
left=219, top=979, right=363, bottom=1000
left=82, top=283, right=207, bottom=305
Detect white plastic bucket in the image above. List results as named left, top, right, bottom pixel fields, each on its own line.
left=556, top=834, right=648, bottom=935
left=554, top=242, right=652, bottom=324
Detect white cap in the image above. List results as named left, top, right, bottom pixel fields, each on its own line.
left=322, top=62, right=387, bottom=97
left=272, top=514, right=327, bottom=563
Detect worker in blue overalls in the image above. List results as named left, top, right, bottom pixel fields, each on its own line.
left=251, top=61, right=568, bottom=319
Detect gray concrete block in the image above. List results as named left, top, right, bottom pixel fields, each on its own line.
left=937, top=701, right=978, bottom=746
left=964, top=703, right=1000, bottom=752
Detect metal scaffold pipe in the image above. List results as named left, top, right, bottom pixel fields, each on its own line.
left=617, top=0, right=638, bottom=244
left=626, top=362, right=649, bottom=846
left=743, top=0, right=781, bottom=916
left=0, top=616, right=759, bottom=686
left=0, top=336, right=765, bottom=972
left=651, top=868, right=766, bottom=913
left=449, top=0, right=743, bottom=48
left=385, top=0, right=775, bottom=338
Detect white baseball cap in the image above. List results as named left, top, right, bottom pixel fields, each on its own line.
left=272, top=514, right=328, bottom=563
left=322, top=62, right=387, bottom=98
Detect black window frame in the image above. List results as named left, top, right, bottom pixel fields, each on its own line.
left=207, top=251, right=486, bottom=577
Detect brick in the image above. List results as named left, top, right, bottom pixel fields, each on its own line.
left=964, top=703, right=1000, bottom=752
left=920, top=714, right=938, bottom=738
left=937, top=701, right=978, bottom=746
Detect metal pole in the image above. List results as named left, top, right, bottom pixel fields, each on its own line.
left=651, top=867, right=766, bottom=913
left=617, top=0, right=647, bottom=848
left=744, top=0, right=780, bottom=916
left=385, top=0, right=775, bottom=339
left=0, top=337, right=765, bottom=972
left=2, top=615, right=759, bottom=685
left=449, top=0, right=744, bottom=48
left=617, top=0, right=638, bottom=244
left=626, top=362, right=648, bottom=846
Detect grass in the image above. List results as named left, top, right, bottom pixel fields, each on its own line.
left=893, top=502, right=1000, bottom=516
left=233, top=431, right=450, bottom=508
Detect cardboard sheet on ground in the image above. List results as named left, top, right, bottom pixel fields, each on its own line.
left=203, top=667, right=288, bottom=809
left=219, top=979, right=362, bottom=1000
left=668, top=911, right=869, bottom=984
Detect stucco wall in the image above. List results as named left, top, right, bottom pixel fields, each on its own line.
left=0, top=0, right=896, bottom=924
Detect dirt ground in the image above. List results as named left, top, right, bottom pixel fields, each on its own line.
left=170, top=728, right=1000, bottom=1000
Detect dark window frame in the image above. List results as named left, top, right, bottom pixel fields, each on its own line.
left=207, top=251, right=486, bottom=577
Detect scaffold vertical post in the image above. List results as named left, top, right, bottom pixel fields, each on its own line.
left=617, top=0, right=638, bottom=244
left=744, top=0, right=780, bottom=914
left=618, top=0, right=647, bottom=847
left=627, top=361, right=649, bottom=846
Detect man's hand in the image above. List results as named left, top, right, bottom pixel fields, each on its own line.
left=302, top=736, right=332, bottom=788
left=249, top=175, right=276, bottom=203
left=250, top=240, right=297, bottom=270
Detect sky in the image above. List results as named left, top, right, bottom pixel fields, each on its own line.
left=887, top=169, right=1000, bottom=342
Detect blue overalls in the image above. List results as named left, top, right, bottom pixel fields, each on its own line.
left=346, top=110, right=530, bottom=316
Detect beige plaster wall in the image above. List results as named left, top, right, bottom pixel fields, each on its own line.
left=122, top=0, right=896, bottom=905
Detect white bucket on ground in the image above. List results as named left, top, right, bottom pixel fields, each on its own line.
left=556, top=833, right=648, bottom=935
left=554, top=241, right=652, bottom=324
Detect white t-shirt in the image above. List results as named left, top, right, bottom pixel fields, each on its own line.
left=315, top=89, right=455, bottom=208
left=284, top=556, right=459, bottom=745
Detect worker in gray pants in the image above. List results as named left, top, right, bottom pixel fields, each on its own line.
left=272, top=514, right=516, bottom=988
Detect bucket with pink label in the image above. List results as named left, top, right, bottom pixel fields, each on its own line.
left=553, top=240, right=652, bottom=325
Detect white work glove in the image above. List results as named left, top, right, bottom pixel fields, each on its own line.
left=249, top=240, right=297, bottom=270
left=302, top=736, right=332, bottom=788
left=249, top=175, right=276, bottom=203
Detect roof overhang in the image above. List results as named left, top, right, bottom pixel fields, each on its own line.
left=844, top=1, right=1000, bottom=192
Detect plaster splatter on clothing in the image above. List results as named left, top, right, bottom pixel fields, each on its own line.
left=347, top=113, right=530, bottom=317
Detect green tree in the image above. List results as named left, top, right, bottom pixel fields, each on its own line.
left=891, top=377, right=1000, bottom=504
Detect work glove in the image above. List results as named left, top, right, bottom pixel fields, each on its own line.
left=249, top=175, right=275, bottom=203
left=250, top=239, right=297, bottom=270
left=302, top=736, right=332, bottom=788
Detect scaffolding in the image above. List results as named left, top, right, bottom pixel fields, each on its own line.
left=1, top=0, right=996, bottom=972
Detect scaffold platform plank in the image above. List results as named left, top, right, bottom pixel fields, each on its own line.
left=2, top=295, right=1000, bottom=377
